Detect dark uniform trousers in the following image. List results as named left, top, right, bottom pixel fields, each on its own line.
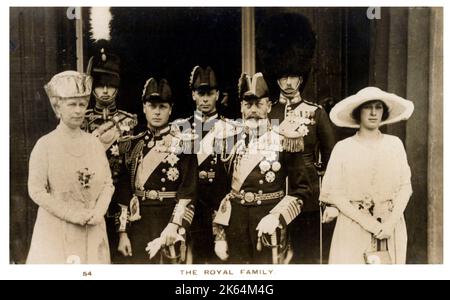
left=179, top=114, right=228, bottom=264
left=217, top=129, right=311, bottom=264
left=270, top=99, right=335, bottom=264
left=226, top=201, right=275, bottom=264
left=118, top=127, right=197, bottom=264
left=127, top=200, right=178, bottom=264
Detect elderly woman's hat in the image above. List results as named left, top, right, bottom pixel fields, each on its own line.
left=44, top=71, right=92, bottom=114
left=330, top=87, right=414, bottom=128
left=141, top=78, right=172, bottom=104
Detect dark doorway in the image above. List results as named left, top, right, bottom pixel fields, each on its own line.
left=85, top=7, right=242, bottom=126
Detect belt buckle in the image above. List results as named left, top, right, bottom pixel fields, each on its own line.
left=148, top=190, right=158, bottom=200
left=199, top=171, right=208, bottom=180
left=244, top=192, right=255, bottom=203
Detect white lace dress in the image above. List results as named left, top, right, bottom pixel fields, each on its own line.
left=320, top=133, right=412, bottom=264
left=27, top=122, right=114, bottom=264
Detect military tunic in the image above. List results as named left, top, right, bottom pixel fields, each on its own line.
left=82, top=107, right=137, bottom=262
left=174, top=112, right=229, bottom=263
left=214, top=123, right=311, bottom=264
left=119, top=126, right=197, bottom=264
left=269, top=96, right=335, bottom=264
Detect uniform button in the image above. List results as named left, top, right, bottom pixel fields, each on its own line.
left=240, top=190, right=245, bottom=194
left=161, top=187, right=166, bottom=192
left=192, top=123, right=197, bottom=127
left=118, top=159, right=123, bottom=164
left=209, top=169, right=214, bottom=172
left=113, top=172, right=118, bottom=176
left=241, top=200, right=245, bottom=205
left=161, top=178, right=166, bottom=183
left=258, top=190, right=263, bottom=194
left=162, top=169, right=167, bottom=173
left=208, top=179, right=213, bottom=183
left=145, top=136, right=149, bottom=140
left=259, top=180, right=264, bottom=185
left=257, top=200, right=262, bottom=205
left=211, top=160, right=216, bottom=165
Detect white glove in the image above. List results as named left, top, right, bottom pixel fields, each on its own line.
left=160, top=223, right=182, bottom=246
left=214, top=240, right=229, bottom=261
left=322, top=206, right=339, bottom=223
left=146, top=234, right=185, bottom=260
left=256, top=213, right=280, bottom=237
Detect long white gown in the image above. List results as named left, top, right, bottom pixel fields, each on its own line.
left=320, top=133, right=412, bottom=264
left=27, top=122, right=115, bottom=264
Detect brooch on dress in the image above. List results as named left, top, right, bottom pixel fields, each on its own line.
left=77, top=168, right=95, bottom=189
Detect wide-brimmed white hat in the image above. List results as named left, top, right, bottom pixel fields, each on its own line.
left=330, top=87, right=414, bottom=128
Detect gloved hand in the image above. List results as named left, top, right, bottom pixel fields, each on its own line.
left=322, top=206, right=339, bottom=223
left=160, top=223, right=182, bottom=246
left=374, top=221, right=395, bottom=240
left=87, top=208, right=106, bottom=225
left=65, top=208, right=92, bottom=226
left=118, top=233, right=133, bottom=257
left=256, top=213, right=280, bottom=237
left=214, top=240, right=229, bottom=261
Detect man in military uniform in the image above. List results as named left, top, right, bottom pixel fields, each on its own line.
left=116, top=78, right=197, bottom=264
left=82, top=47, right=138, bottom=263
left=213, top=73, right=311, bottom=264
left=174, top=66, right=228, bottom=264
left=258, top=13, right=336, bottom=264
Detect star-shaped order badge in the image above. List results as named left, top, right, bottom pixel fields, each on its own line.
left=166, top=153, right=180, bottom=167
left=167, top=167, right=180, bottom=181
left=265, top=171, right=276, bottom=183
left=110, top=144, right=120, bottom=157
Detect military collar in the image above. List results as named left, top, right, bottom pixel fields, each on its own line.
left=94, top=103, right=118, bottom=119
left=279, top=93, right=302, bottom=105
left=194, top=110, right=218, bottom=124
left=147, top=125, right=171, bottom=138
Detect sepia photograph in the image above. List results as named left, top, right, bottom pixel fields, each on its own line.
left=6, top=2, right=445, bottom=280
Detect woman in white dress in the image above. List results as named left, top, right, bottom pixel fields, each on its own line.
left=320, top=87, right=414, bottom=264
left=27, top=71, right=115, bottom=264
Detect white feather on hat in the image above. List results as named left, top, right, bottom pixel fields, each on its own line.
left=89, top=7, right=112, bottom=42
left=330, top=87, right=414, bottom=128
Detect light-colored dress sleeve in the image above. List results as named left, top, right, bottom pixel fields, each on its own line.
left=92, top=139, right=115, bottom=216
left=28, top=137, right=88, bottom=224
left=385, top=137, right=413, bottom=226
left=320, top=140, right=381, bottom=234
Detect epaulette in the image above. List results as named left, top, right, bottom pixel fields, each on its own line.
left=127, top=131, right=146, bottom=141
left=171, top=117, right=193, bottom=133
left=170, top=126, right=199, bottom=142
left=172, top=117, right=192, bottom=126
left=303, top=99, right=323, bottom=109
left=273, top=117, right=305, bottom=153
left=117, top=109, right=138, bottom=120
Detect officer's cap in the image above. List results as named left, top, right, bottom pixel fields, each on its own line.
left=141, top=78, right=173, bottom=104
left=189, top=66, right=218, bottom=92
left=238, top=73, right=270, bottom=102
